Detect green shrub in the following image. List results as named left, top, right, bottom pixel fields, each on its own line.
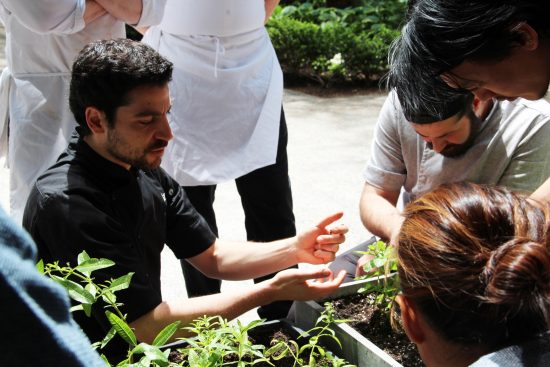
left=267, top=0, right=406, bottom=86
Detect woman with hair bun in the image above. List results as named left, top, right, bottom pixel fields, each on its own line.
left=395, top=181, right=550, bottom=366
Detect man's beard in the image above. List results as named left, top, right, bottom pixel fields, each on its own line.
left=107, top=130, right=168, bottom=169
left=427, top=111, right=481, bottom=158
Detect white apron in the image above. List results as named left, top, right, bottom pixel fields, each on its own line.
left=143, top=0, right=283, bottom=186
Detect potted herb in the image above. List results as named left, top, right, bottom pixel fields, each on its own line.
left=40, top=252, right=356, bottom=367
left=293, top=241, right=423, bottom=367
left=167, top=308, right=355, bottom=366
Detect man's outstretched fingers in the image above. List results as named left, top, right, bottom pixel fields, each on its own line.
left=310, top=269, right=346, bottom=290
left=315, top=212, right=344, bottom=230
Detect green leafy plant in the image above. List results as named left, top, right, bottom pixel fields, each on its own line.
left=40, top=253, right=355, bottom=366
left=267, top=1, right=405, bottom=85
left=265, top=303, right=355, bottom=367
left=355, top=240, right=398, bottom=311
left=38, top=252, right=180, bottom=366
left=176, top=316, right=270, bottom=366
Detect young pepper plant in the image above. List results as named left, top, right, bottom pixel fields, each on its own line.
left=355, top=240, right=399, bottom=311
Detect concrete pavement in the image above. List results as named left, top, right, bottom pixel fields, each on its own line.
left=0, top=26, right=386, bottom=320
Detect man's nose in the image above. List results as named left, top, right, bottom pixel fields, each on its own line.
left=157, top=114, right=173, bottom=141
left=427, top=138, right=446, bottom=153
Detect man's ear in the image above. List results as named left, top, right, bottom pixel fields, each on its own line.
left=515, top=22, right=539, bottom=51
left=395, top=295, right=425, bottom=344
left=85, top=106, right=107, bottom=134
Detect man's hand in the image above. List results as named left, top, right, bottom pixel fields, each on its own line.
left=266, top=267, right=346, bottom=301
left=295, top=212, right=348, bottom=265
left=355, top=253, right=375, bottom=277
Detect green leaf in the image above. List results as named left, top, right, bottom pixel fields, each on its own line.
left=75, top=258, right=115, bottom=275
left=152, top=321, right=181, bottom=346
left=265, top=343, right=289, bottom=360
left=36, top=259, right=44, bottom=274
left=373, top=258, right=386, bottom=268
left=131, top=343, right=169, bottom=366
left=82, top=303, right=93, bottom=317
left=51, top=275, right=95, bottom=304
left=85, top=283, right=98, bottom=298
left=77, top=251, right=91, bottom=265
left=239, top=319, right=265, bottom=333
left=69, top=304, right=83, bottom=313
left=101, top=327, right=117, bottom=349
left=105, top=310, right=137, bottom=347
left=187, top=350, right=200, bottom=365
left=323, top=333, right=343, bottom=349
left=99, top=354, right=111, bottom=366
left=101, top=290, right=117, bottom=304
left=107, top=273, right=134, bottom=293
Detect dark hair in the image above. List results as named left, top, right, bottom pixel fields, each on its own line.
left=398, top=182, right=550, bottom=350
left=385, top=36, right=474, bottom=124
left=69, top=38, right=173, bottom=136
left=400, top=0, right=550, bottom=75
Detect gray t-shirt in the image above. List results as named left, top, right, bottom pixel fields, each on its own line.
left=364, top=92, right=550, bottom=205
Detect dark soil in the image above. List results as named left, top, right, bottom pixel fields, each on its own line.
left=331, top=293, right=425, bottom=367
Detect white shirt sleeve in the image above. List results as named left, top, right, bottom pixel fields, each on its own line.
left=135, top=0, right=166, bottom=28
left=0, top=0, right=85, bottom=34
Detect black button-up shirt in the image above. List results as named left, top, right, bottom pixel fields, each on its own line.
left=23, top=134, right=216, bottom=357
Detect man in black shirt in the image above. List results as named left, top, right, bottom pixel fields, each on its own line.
left=23, top=39, right=347, bottom=360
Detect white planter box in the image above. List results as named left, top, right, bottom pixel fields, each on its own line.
left=293, top=277, right=402, bottom=367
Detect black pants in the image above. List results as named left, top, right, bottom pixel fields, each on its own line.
left=181, top=108, right=297, bottom=320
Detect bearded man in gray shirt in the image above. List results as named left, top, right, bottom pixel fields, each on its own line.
left=331, top=78, right=550, bottom=281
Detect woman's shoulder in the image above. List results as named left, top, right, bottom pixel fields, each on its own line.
left=470, top=333, right=550, bottom=367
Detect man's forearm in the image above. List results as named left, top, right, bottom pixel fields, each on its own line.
left=94, top=0, right=142, bottom=24
left=130, top=267, right=344, bottom=343
left=265, top=0, right=280, bottom=22
left=194, top=238, right=298, bottom=280
left=84, top=0, right=107, bottom=25
left=359, top=187, right=402, bottom=242
left=130, top=282, right=272, bottom=343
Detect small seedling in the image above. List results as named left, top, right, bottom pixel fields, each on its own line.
left=355, top=240, right=399, bottom=311
left=265, top=302, right=356, bottom=367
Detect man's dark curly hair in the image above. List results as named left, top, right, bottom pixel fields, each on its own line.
left=69, top=38, right=173, bottom=136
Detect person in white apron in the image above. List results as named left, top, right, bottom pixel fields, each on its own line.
left=142, top=0, right=296, bottom=319
left=0, top=0, right=166, bottom=223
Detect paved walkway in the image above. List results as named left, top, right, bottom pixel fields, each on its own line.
left=0, top=26, right=386, bottom=320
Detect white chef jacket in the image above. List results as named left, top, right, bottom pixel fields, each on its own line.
left=143, top=0, right=283, bottom=186
left=0, top=0, right=166, bottom=222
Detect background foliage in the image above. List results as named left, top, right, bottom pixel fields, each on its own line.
left=268, top=0, right=407, bottom=86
